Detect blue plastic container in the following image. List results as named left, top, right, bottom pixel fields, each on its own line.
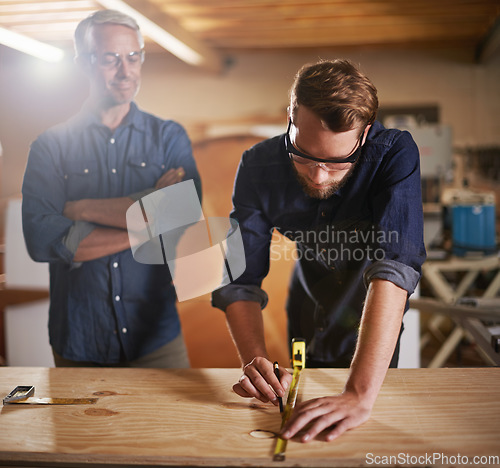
left=452, top=204, right=496, bottom=256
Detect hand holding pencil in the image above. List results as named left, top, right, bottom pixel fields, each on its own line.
left=274, top=361, right=284, bottom=412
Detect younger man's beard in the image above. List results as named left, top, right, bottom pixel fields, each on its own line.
left=291, top=162, right=357, bottom=200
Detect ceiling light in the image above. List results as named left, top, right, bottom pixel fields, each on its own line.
left=96, top=0, right=203, bottom=66
left=0, top=26, right=64, bottom=62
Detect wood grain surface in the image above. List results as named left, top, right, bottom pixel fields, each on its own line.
left=0, top=367, right=499, bottom=467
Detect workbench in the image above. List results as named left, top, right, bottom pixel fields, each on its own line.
left=0, top=367, right=499, bottom=467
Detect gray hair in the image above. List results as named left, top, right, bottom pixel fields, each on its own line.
left=74, top=9, right=144, bottom=58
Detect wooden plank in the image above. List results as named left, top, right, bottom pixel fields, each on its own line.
left=1, top=0, right=499, bottom=54
left=157, top=0, right=500, bottom=50
left=165, top=4, right=499, bottom=24
left=193, top=17, right=488, bottom=37
left=0, top=368, right=499, bottom=467
left=159, top=0, right=500, bottom=10
left=198, top=23, right=485, bottom=50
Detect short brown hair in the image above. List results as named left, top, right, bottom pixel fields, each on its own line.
left=289, top=59, right=378, bottom=132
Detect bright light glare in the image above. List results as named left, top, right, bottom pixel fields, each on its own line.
left=96, top=0, right=203, bottom=66
left=0, top=26, right=65, bottom=62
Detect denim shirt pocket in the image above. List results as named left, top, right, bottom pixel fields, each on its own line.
left=64, top=160, right=100, bottom=200
left=127, top=156, right=165, bottom=190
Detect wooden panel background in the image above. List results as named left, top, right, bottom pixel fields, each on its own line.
left=178, top=135, right=293, bottom=368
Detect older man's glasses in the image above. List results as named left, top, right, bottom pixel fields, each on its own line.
left=89, top=50, right=145, bottom=69
left=285, top=120, right=365, bottom=172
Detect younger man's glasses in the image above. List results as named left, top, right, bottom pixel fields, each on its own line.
left=285, top=120, right=366, bottom=172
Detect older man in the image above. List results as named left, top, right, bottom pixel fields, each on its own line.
left=22, top=9, right=201, bottom=367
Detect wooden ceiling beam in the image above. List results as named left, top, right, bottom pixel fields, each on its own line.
left=196, top=19, right=486, bottom=39
left=159, top=0, right=499, bottom=7
left=160, top=0, right=500, bottom=18
left=198, top=22, right=485, bottom=49
left=1, top=0, right=498, bottom=59
left=167, top=6, right=498, bottom=21
left=185, top=17, right=496, bottom=37
left=96, top=0, right=225, bottom=72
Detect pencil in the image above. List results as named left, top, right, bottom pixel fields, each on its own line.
left=273, top=361, right=284, bottom=412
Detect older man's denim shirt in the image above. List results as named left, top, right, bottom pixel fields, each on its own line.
left=22, top=102, right=201, bottom=363
left=212, top=121, right=426, bottom=365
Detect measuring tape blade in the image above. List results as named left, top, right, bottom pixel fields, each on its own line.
left=273, top=338, right=306, bottom=462
left=273, top=365, right=302, bottom=461
left=3, top=386, right=98, bottom=406
left=6, top=397, right=98, bottom=405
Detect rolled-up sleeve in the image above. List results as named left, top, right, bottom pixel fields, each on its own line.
left=363, top=259, right=420, bottom=295
left=62, top=220, right=96, bottom=255
left=211, top=284, right=268, bottom=311
left=22, top=133, right=76, bottom=265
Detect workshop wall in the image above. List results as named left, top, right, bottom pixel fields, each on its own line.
left=1, top=47, right=500, bottom=200
left=1, top=46, right=499, bottom=367
left=138, top=49, right=500, bottom=149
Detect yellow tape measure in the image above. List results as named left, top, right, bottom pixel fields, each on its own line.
left=3, top=386, right=97, bottom=405
left=273, top=338, right=306, bottom=462
left=7, top=397, right=98, bottom=405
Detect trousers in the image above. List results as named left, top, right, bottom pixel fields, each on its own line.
left=52, top=333, right=190, bottom=368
